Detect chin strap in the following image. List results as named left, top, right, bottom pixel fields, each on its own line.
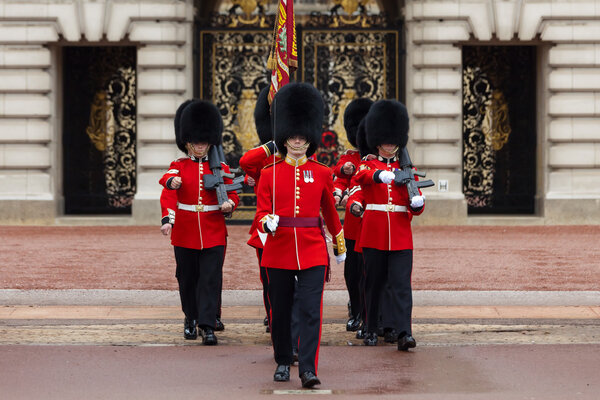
left=378, top=145, right=399, bottom=158
left=285, top=139, right=309, bottom=151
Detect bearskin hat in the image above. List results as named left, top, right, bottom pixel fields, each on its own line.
left=365, top=99, right=409, bottom=150
left=343, top=98, right=373, bottom=149
left=174, top=99, right=193, bottom=153
left=356, top=119, right=374, bottom=157
left=272, top=82, right=324, bottom=157
left=180, top=100, right=223, bottom=146
left=254, top=86, right=272, bottom=145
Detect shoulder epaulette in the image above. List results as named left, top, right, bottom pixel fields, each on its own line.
left=175, top=156, right=188, bottom=162
left=262, top=159, right=284, bottom=169
left=308, top=159, right=330, bottom=168
left=344, top=149, right=358, bottom=155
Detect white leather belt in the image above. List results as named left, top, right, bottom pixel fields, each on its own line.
left=365, top=204, right=407, bottom=212
left=178, top=203, right=221, bottom=212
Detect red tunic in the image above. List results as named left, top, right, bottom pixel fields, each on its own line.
left=332, top=149, right=361, bottom=179
left=332, top=149, right=363, bottom=241
left=159, top=156, right=239, bottom=250
left=256, top=155, right=345, bottom=270
left=159, top=187, right=177, bottom=226
left=239, top=143, right=281, bottom=249
left=354, top=156, right=424, bottom=251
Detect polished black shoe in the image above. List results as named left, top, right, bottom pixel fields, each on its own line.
left=363, top=332, right=378, bottom=346
left=384, top=328, right=398, bottom=343
left=263, top=316, right=269, bottom=326
left=215, top=317, right=225, bottom=331
left=199, top=327, right=218, bottom=346
left=346, top=317, right=361, bottom=332
left=300, top=371, right=321, bottom=388
left=355, top=327, right=365, bottom=339
left=273, top=364, right=290, bottom=382
left=183, top=318, right=197, bottom=340
left=397, top=334, right=417, bottom=351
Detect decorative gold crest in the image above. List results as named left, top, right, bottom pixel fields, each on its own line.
left=228, top=0, right=270, bottom=27
left=331, top=0, right=371, bottom=27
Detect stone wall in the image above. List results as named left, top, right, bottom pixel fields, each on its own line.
left=0, top=0, right=192, bottom=224
left=405, top=0, right=600, bottom=224
left=2, top=0, right=600, bottom=225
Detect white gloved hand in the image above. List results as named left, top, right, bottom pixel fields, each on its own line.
left=410, top=195, right=425, bottom=208
left=335, top=252, right=347, bottom=264
left=265, top=214, right=279, bottom=233
left=379, top=170, right=395, bottom=184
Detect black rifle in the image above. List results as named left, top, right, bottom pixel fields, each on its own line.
left=203, top=145, right=244, bottom=217
left=393, top=147, right=435, bottom=202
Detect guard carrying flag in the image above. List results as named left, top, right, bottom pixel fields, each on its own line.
left=256, top=82, right=346, bottom=388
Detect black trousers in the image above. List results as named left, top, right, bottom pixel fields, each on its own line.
left=259, top=248, right=301, bottom=352
left=266, top=266, right=326, bottom=376
left=344, top=239, right=364, bottom=319
left=257, top=248, right=270, bottom=322
left=362, top=248, right=413, bottom=335
left=174, top=245, right=224, bottom=329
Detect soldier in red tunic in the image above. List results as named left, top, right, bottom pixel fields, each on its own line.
left=255, top=83, right=346, bottom=388
left=160, top=100, right=192, bottom=238
left=353, top=100, right=425, bottom=351
left=331, top=98, right=373, bottom=332
left=159, top=100, right=239, bottom=346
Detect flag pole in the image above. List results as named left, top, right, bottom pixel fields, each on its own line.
left=267, top=0, right=297, bottom=217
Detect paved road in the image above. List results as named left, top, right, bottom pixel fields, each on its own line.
left=1, top=300, right=599, bottom=399
left=1, top=344, right=599, bottom=399
left=1, top=225, right=599, bottom=398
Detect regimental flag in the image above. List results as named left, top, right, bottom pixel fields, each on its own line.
left=267, top=0, right=297, bottom=104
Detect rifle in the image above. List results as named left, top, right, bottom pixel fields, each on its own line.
left=392, top=147, right=435, bottom=202
left=203, top=145, right=244, bottom=217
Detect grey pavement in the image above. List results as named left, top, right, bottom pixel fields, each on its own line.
left=1, top=288, right=599, bottom=306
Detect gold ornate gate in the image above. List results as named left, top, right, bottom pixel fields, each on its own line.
left=462, top=46, right=537, bottom=214
left=197, top=2, right=400, bottom=218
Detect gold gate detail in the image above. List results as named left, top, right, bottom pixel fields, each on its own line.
left=198, top=6, right=398, bottom=220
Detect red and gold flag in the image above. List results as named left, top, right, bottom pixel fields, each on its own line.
left=267, top=0, right=297, bottom=104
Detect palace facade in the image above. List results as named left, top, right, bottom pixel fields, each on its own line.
left=1, top=0, right=599, bottom=225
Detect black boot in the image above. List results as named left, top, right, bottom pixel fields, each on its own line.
left=274, top=364, right=290, bottom=382
left=199, top=326, right=218, bottom=345
left=363, top=332, right=378, bottom=346
left=183, top=318, right=197, bottom=340
left=300, top=371, right=321, bottom=388
left=355, top=321, right=365, bottom=339
left=397, top=333, right=416, bottom=351
left=346, top=316, right=361, bottom=332
left=384, top=328, right=398, bottom=343
left=215, top=317, right=225, bottom=331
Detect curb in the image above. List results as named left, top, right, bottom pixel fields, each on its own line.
left=2, top=289, right=599, bottom=307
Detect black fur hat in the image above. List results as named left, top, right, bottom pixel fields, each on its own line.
left=254, top=86, right=272, bottom=145
left=356, top=119, right=374, bottom=157
left=180, top=100, right=223, bottom=146
left=174, top=99, right=193, bottom=153
left=272, top=82, right=324, bottom=157
left=343, top=98, right=373, bottom=148
left=365, top=99, right=409, bottom=150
